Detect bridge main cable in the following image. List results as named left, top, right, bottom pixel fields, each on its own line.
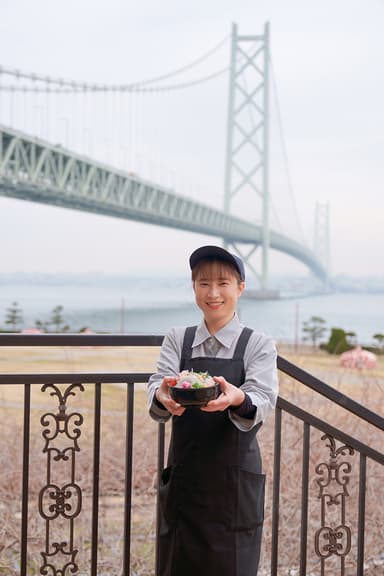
left=0, top=37, right=229, bottom=93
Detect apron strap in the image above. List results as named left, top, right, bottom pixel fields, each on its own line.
left=233, top=327, right=253, bottom=360
left=180, top=325, right=197, bottom=362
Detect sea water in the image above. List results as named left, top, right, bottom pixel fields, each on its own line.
left=0, top=274, right=383, bottom=345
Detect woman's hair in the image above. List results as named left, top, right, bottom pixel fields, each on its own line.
left=191, top=258, right=242, bottom=284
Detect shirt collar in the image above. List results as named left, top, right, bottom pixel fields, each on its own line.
left=193, top=313, right=242, bottom=349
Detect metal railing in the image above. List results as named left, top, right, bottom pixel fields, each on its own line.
left=0, top=334, right=383, bottom=576
left=273, top=357, right=384, bottom=576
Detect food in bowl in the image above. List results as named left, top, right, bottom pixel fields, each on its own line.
left=168, top=370, right=220, bottom=406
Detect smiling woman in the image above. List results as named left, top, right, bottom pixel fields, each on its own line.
left=147, top=245, right=278, bottom=576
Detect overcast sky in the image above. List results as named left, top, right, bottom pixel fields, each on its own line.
left=0, top=0, right=383, bottom=280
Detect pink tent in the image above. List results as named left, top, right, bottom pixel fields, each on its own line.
left=340, top=347, right=377, bottom=369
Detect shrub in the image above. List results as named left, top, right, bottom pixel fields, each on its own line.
left=324, top=327, right=352, bottom=354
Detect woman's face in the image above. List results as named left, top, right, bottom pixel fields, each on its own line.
left=193, top=261, right=245, bottom=332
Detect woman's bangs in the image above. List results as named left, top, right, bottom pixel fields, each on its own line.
left=192, top=259, right=238, bottom=281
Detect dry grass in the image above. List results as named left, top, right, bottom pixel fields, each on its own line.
left=0, top=345, right=383, bottom=575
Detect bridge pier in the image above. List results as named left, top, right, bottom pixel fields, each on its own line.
left=243, top=288, right=280, bottom=300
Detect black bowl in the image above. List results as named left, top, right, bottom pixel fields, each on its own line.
left=169, top=382, right=220, bottom=407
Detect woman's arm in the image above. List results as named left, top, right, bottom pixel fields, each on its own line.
left=147, top=326, right=186, bottom=421
left=229, top=332, right=278, bottom=431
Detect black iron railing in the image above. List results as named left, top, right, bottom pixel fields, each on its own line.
left=274, top=357, right=384, bottom=576
left=0, top=334, right=383, bottom=576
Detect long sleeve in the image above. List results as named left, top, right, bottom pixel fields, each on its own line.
left=229, top=332, right=278, bottom=431
left=147, top=326, right=184, bottom=422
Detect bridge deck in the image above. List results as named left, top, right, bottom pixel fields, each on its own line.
left=0, top=124, right=326, bottom=279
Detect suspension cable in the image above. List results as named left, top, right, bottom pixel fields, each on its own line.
left=269, top=55, right=306, bottom=243
left=0, top=67, right=229, bottom=94
left=0, top=35, right=229, bottom=93
left=126, top=35, right=229, bottom=87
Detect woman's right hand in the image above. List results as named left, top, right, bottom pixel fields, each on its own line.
left=156, top=377, right=186, bottom=416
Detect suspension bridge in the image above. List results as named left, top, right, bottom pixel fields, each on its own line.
left=0, top=23, right=329, bottom=289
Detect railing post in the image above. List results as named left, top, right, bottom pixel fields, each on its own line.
left=155, top=422, right=165, bottom=576
left=357, top=454, right=367, bottom=574
left=123, top=381, right=135, bottom=575
left=20, top=383, right=31, bottom=576
left=91, top=382, right=102, bottom=576
left=299, top=422, right=310, bottom=575
left=271, top=406, right=282, bottom=575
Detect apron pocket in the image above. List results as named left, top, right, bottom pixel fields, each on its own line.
left=228, top=467, right=265, bottom=531
left=159, top=465, right=179, bottom=527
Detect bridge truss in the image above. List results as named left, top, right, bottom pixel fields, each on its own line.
left=0, top=124, right=326, bottom=280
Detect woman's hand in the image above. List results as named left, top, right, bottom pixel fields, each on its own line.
left=155, top=377, right=186, bottom=416
left=200, top=376, right=245, bottom=412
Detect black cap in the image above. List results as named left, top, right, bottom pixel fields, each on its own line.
left=189, top=245, right=245, bottom=281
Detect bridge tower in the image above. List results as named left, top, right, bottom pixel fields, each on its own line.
left=224, top=22, right=271, bottom=291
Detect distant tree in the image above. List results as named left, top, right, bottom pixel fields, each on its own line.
left=5, top=301, right=23, bottom=331
left=373, top=333, right=384, bottom=351
left=325, top=328, right=351, bottom=355
left=35, top=319, right=49, bottom=332
left=302, top=316, right=327, bottom=348
left=49, top=305, right=70, bottom=333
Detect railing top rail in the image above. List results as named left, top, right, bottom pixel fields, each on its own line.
left=0, top=372, right=153, bottom=385
left=277, top=396, right=384, bottom=465
left=0, top=334, right=382, bottom=431
left=277, top=356, right=384, bottom=432
left=0, top=333, right=165, bottom=346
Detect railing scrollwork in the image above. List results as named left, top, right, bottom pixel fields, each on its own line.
left=314, top=434, right=355, bottom=571
left=38, top=382, right=84, bottom=576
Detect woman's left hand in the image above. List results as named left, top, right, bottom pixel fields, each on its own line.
left=200, top=376, right=245, bottom=412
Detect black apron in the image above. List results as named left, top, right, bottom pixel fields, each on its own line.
left=158, top=326, right=265, bottom=576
